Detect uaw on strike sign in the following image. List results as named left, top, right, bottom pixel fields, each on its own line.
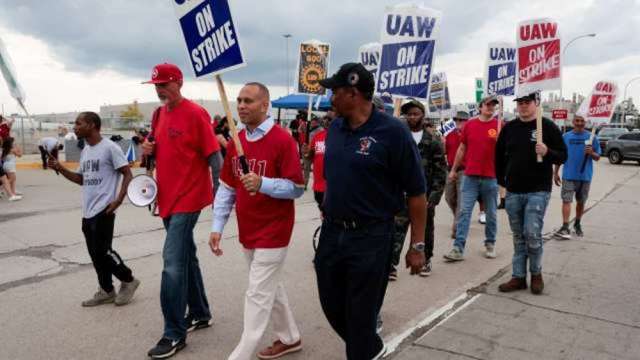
left=517, top=18, right=561, bottom=93
left=577, top=81, right=619, bottom=126
left=376, top=4, right=441, bottom=99
left=173, top=0, right=246, bottom=77
left=485, top=42, right=516, bottom=96
left=297, top=40, right=330, bottom=95
left=359, top=43, right=382, bottom=79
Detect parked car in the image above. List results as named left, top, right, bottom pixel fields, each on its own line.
left=606, top=132, right=640, bottom=165
left=598, top=127, right=628, bottom=153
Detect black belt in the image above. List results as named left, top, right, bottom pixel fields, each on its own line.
left=325, top=217, right=388, bottom=231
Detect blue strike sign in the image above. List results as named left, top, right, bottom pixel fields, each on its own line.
left=485, top=43, right=516, bottom=96
left=175, top=0, right=245, bottom=77
left=487, top=63, right=516, bottom=95
left=376, top=6, right=441, bottom=99
left=376, top=41, right=435, bottom=99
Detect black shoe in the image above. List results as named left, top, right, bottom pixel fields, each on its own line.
left=388, top=266, right=398, bottom=281
left=148, top=338, right=186, bottom=359
left=554, top=226, right=571, bottom=240
left=185, top=314, right=213, bottom=333
left=574, top=224, right=584, bottom=237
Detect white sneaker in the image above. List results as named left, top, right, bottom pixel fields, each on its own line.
left=485, top=244, right=497, bottom=258
left=479, top=212, right=486, bottom=224
left=8, top=195, right=22, bottom=201
left=15, top=190, right=23, bottom=195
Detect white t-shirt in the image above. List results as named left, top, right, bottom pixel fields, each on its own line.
left=39, top=137, right=59, bottom=152
left=64, top=132, right=78, bottom=141
left=411, top=130, right=423, bottom=145
left=77, top=138, right=128, bottom=218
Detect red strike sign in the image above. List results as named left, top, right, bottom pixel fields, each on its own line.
left=588, top=81, right=616, bottom=118
left=517, top=22, right=560, bottom=85
left=588, top=95, right=614, bottom=118
left=552, top=109, right=568, bottom=120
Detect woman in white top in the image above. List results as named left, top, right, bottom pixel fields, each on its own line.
left=1, top=137, right=23, bottom=200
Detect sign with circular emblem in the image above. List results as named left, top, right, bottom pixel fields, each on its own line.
left=297, top=41, right=330, bottom=95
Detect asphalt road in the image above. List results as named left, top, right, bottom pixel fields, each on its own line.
left=0, top=161, right=637, bottom=359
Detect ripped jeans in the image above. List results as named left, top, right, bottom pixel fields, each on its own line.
left=504, top=191, right=551, bottom=278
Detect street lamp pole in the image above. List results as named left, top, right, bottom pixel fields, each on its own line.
left=621, top=76, right=640, bottom=127
left=283, top=34, right=292, bottom=95
left=559, top=33, right=596, bottom=128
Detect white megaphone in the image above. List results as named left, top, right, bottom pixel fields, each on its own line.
left=127, top=174, right=158, bottom=207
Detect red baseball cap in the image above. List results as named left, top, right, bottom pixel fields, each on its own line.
left=142, top=63, right=183, bottom=84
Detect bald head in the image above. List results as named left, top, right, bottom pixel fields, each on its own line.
left=238, top=82, right=271, bottom=128
left=244, top=82, right=270, bottom=102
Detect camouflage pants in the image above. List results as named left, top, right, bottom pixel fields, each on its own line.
left=391, top=204, right=435, bottom=267
left=445, top=170, right=464, bottom=236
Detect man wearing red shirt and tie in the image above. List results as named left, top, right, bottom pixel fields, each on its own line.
left=209, top=82, right=305, bottom=360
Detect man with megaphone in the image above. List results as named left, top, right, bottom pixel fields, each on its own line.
left=142, top=63, right=223, bottom=359
left=48, top=111, right=140, bottom=307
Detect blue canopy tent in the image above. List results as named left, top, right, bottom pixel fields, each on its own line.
left=271, top=93, right=394, bottom=113
left=271, top=94, right=332, bottom=111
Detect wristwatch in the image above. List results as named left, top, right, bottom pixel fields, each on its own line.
left=411, top=242, right=425, bottom=252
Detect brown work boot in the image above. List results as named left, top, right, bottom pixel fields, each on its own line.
left=531, top=274, right=544, bottom=295
left=257, top=340, right=302, bottom=359
left=498, top=277, right=527, bottom=292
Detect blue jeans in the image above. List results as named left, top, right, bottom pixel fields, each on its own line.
left=504, top=192, right=551, bottom=278
left=161, top=212, right=211, bottom=340
left=453, top=175, right=498, bottom=252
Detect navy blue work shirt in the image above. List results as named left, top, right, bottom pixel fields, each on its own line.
left=323, top=106, right=427, bottom=220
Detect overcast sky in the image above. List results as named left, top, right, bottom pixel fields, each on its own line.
left=0, top=0, right=639, bottom=115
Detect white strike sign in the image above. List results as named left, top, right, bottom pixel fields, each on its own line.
left=516, top=18, right=561, bottom=94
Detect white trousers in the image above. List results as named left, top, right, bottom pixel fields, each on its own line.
left=227, top=247, right=301, bottom=360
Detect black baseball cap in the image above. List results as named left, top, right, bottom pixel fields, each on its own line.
left=319, top=62, right=375, bottom=93
left=513, top=92, right=537, bottom=102
left=401, top=99, right=425, bottom=115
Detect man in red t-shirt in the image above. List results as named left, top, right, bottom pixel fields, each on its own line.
left=444, top=96, right=500, bottom=262
left=141, top=63, right=222, bottom=359
left=444, top=111, right=469, bottom=239
left=209, top=82, right=305, bottom=360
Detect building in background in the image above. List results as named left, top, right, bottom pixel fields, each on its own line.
left=99, top=99, right=241, bottom=129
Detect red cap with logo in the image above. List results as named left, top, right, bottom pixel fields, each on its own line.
left=142, top=63, right=183, bottom=84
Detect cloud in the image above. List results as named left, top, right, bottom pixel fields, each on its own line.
left=0, top=0, right=512, bottom=85
left=0, top=0, right=638, bottom=114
